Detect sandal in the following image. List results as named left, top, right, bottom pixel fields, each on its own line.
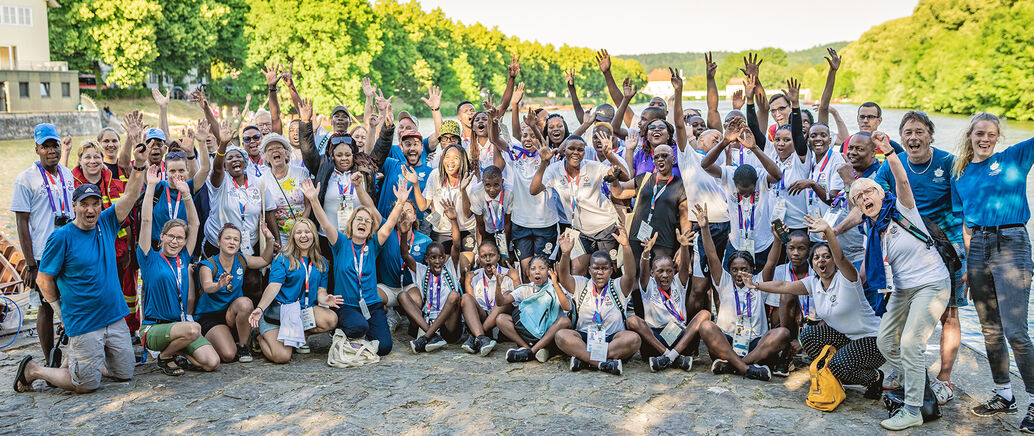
left=156, top=355, right=184, bottom=376
left=12, top=355, right=33, bottom=393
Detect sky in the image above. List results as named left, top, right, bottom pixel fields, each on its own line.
left=419, top=0, right=921, bottom=55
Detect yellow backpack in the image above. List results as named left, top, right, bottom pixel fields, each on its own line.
left=806, top=345, right=846, bottom=412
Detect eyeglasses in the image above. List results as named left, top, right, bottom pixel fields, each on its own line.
left=353, top=217, right=373, bottom=225
left=163, top=234, right=185, bottom=242
left=243, top=134, right=262, bottom=144
left=255, top=121, right=273, bottom=128
left=851, top=187, right=879, bottom=202
left=858, top=115, right=879, bottom=120
left=647, top=124, right=667, bottom=131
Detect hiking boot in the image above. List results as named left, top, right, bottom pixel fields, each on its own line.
left=931, top=379, right=955, bottom=405
left=882, top=369, right=902, bottom=390
left=477, top=335, right=496, bottom=357
left=971, top=393, right=1017, bottom=417
left=772, top=361, right=791, bottom=377
left=506, top=348, right=533, bottom=363
left=461, top=335, right=478, bottom=354
left=237, top=344, right=253, bottom=363
left=534, top=348, right=550, bottom=363
left=599, top=359, right=623, bottom=376
left=296, top=344, right=311, bottom=354
left=881, top=408, right=923, bottom=431
left=649, top=355, right=671, bottom=372
left=744, top=364, right=771, bottom=381
left=672, top=355, right=694, bottom=371
left=570, top=356, right=590, bottom=372
left=410, top=336, right=429, bottom=353
left=864, top=369, right=885, bottom=400
left=1021, top=404, right=1034, bottom=433
left=424, top=334, right=447, bottom=352
left=711, top=359, right=733, bottom=375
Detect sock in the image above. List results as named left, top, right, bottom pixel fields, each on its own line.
left=663, top=349, right=679, bottom=360
left=903, top=405, right=920, bottom=415
left=995, top=383, right=1015, bottom=402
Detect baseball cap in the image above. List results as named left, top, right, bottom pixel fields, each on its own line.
left=399, top=129, right=422, bottom=141
left=331, top=105, right=351, bottom=117
left=397, top=110, right=419, bottom=128
left=72, top=184, right=103, bottom=202
left=34, top=123, right=60, bottom=145
left=260, top=133, right=290, bottom=154
left=594, top=103, right=616, bottom=123
left=439, top=120, right=461, bottom=139
left=145, top=128, right=167, bottom=142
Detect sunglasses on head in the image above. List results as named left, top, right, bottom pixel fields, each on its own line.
left=243, top=134, right=262, bottom=143
left=331, top=136, right=354, bottom=145
left=166, top=151, right=187, bottom=160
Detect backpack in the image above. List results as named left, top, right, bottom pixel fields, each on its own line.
left=515, top=284, right=561, bottom=339
left=893, top=213, right=962, bottom=289
left=806, top=345, right=846, bottom=412
left=571, top=279, right=627, bottom=327
left=883, top=372, right=942, bottom=422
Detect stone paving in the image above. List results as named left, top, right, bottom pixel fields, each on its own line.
left=0, top=327, right=1021, bottom=435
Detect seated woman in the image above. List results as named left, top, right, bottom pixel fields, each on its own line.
left=137, top=167, right=219, bottom=375
left=399, top=199, right=466, bottom=353
left=684, top=204, right=792, bottom=382
left=496, top=256, right=572, bottom=363
left=460, top=240, right=520, bottom=356
left=248, top=218, right=342, bottom=363
left=196, top=222, right=275, bottom=363
left=742, top=215, right=884, bottom=398
left=624, top=230, right=697, bottom=372
left=554, top=229, right=640, bottom=375
left=757, top=226, right=813, bottom=376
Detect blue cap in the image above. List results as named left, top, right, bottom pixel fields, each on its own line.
left=145, top=128, right=166, bottom=142
left=34, top=123, right=60, bottom=145
left=72, top=184, right=103, bottom=202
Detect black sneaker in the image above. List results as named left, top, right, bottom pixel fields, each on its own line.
left=649, top=355, right=671, bottom=372
left=570, top=356, right=590, bottom=372
left=461, top=335, right=478, bottom=354
left=744, top=364, right=772, bottom=381
left=599, top=359, right=623, bottom=375
left=711, top=359, right=733, bottom=375
left=410, top=336, right=429, bottom=353
left=237, top=344, right=253, bottom=363
left=424, top=333, right=447, bottom=352
left=864, top=369, right=885, bottom=400
left=971, top=393, right=1018, bottom=417
left=672, top=355, right=694, bottom=371
left=477, top=335, right=496, bottom=356
left=506, top=348, right=533, bottom=362
left=772, top=361, right=791, bottom=377
left=1021, top=404, right=1034, bottom=433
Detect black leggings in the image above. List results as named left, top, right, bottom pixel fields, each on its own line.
left=799, top=324, right=884, bottom=387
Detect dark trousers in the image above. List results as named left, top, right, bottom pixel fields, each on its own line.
left=337, top=302, right=392, bottom=356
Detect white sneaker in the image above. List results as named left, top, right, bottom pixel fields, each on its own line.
left=881, top=408, right=923, bottom=431
left=387, top=308, right=401, bottom=333
left=882, top=369, right=902, bottom=390
left=931, top=379, right=955, bottom=405
left=535, top=348, right=550, bottom=363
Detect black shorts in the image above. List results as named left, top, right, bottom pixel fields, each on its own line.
left=197, top=309, right=229, bottom=337
left=510, top=306, right=541, bottom=346
left=578, top=224, right=620, bottom=258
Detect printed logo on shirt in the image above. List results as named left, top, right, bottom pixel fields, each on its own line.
left=933, top=167, right=944, bottom=179
left=543, top=242, right=554, bottom=254
left=989, top=160, right=1002, bottom=176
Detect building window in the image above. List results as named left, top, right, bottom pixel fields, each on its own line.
left=39, top=82, right=50, bottom=98
left=0, top=5, right=32, bottom=26
left=18, top=81, right=28, bottom=98
left=62, top=82, right=70, bottom=97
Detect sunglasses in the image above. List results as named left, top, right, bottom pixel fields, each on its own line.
left=331, top=136, right=354, bottom=145
left=166, top=151, right=187, bottom=160
left=647, top=124, right=667, bottom=131
left=243, top=134, right=262, bottom=144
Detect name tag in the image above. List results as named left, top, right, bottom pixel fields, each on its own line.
left=733, top=317, right=751, bottom=357
left=300, top=306, right=316, bottom=331
left=659, top=321, right=683, bottom=345
left=588, top=327, right=608, bottom=362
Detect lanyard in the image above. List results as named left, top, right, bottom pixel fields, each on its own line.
left=36, top=163, right=70, bottom=216
left=777, top=159, right=789, bottom=191
left=166, top=183, right=182, bottom=220
left=566, top=169, right=579, bottom=224
left=251, top=156, right=263, bottom=178
left=351, top=242, right=367, bottom=299
left=647, top=173, right=673, bottom=221
left=481, top=266, right=502, bottom=310
left=789, top=266, right=809, bottom=317
left=509, top=145, right=538, bottom=160
left=485, top=191, right=505, bottom=232
left=591, top=280, right=609, bottom=327
left=232, top=177, right=248, bottom=218
left=300, top=258, right=312, bottom=307
left=810, top=149, right=833, bottom=203
left=657, top=286, right=684, bottom=323
left=737, top=192, right=757, bottom=238
left=426, top=268, right=442, bottom=312
left=160, top=253, right=185, bottom=320
left=335, top=170, right=355, bottom=197
left=733, top=287, right=753, bottom=318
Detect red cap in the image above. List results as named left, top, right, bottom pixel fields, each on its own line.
left=400, top=129, right=422, bottom=141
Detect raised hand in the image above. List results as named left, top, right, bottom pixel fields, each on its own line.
left=732, top=89, right=744, bottom=108
left=216, top=272, right=232, bottom=289
left=482, top=93, right=499, bottom=119
left=612, top=226, right=630, bottom=246
left=522, top=108, right=539, bottom=130
left=190, top=86, right=208, bottom=108
left=669, top=67, right=683, bottom=92
left=872, top=131, right=894, bottom=155
left=804, top=214, right=832, bottom=235
left=151, top=87, right=171, bottom=107
left=146, top=165, right=162, bottom=186
left=825, top=47, right=842, bottom=71
left=61, top=136, right=72, bottom=157
left=459, top=172, right=473, bottom=190
left=538, top=145, right=554, bottom=163
left=705, top=52, right=717, bottom=79
left=594, top=130, right=614, bottom=154
left=281, top=59, right=295, bottom=89
left=133, top=142, right=148, bottom=164
left=513, top=82, right=526, bottom=105
left=782, top=78, right=801, bottom=105
left=693, top=203, right=709, bottom=227
left=675, top=227, right=698, bottom=246
left=261, top=60, right=282, bottom=88
left=723, top=117, right=746, bottom=144
left=786, top=179, right=815, bottom=196
left=218, top=119, right=233, bottom=145
left=643, top=233, right=659, bottom=253
left=122, top=110, right=144, bottom=143
left=626, top=129, right=641, bottom=150
left=350, top=172, right=364, bottom=189
left=442, top=198, right=458, bottom=221
left=400, top=165, right=419, bottom=184
left=261, top=222, right=274, bottom=240
left=508, top=54, right=521, bottom=78
left=741, top=273, right=759, bottom=290
left=621, top=76, right=637, bottom=100
left=319, top=292, right=344, bottom=309
left=361, top=77, right=376, bottom=99
left=298, top=97, right=313, bottom=123
left=564, top=69, right=575, bottom=86
left=558, top=231, right=575, bottom=254
left=172, top=175, right=191, bottom=193
left=420, top=85, right=442, bottom=111
left=744, top=74, right=757, bottom=101
left=299, top=178, right=319, bottom=202
left=741, top=128, right=757, bottom=150
left=595, top=49, right=611, bottom=73
left=392, top=179, right=412, bottom=203
left=740, top=52, right=763, bottom=78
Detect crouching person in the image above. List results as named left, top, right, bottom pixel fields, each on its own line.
left=497, top=256, right=572, bottom=363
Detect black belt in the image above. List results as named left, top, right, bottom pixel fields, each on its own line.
left=970, top=223, right=1024, bottom=232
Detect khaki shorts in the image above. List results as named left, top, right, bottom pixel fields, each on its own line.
left=378, top=284, right=416, bottom=307
left=69, top=319, right=135, bottom=390
left=141, top=322, right=210, bottom=355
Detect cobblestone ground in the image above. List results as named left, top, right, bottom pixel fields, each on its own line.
left=0, top=328, right=1020, bottom=435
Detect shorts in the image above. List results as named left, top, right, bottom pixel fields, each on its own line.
left=378, top=284, right=406, bottom=307
left=197, top=309, right=229, bottom=336
left=512, top=223, right=558, bottom=260
left=652, top=326, right=686, bottom=348
left=578, top=224, right=620, bottom=258
left=141, top=322, right=210, bottom=354
left=577, top=330, right=618, bottom=344
left=69, top=320, right=135, bottom=390
left=511, top=306, right=542, bottom=345
left=724, top=333, right=761, bottom=353
left=949, top=242, right=969, bottom=308
left=693, top=222, right=731, bottom=278
left=432, top=229, right=476, bottom=252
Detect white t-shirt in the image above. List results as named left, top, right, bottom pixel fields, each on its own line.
left=677, top=146, right=729, bottom=223
left=642, top=274, right=690, bottom=329
left=469, top=267, right=515, bottom=311
left=802, top=272, right=881, bottom=340
left=863, top=201, right=951, bottom=289
left=321, top=170, right=363, bottom=235
left=721, top=166, right=774, bottom=253
left=542, top=160, right=618, bottom=234
left=421, top=171, right=477, bottom=234
left=468, top=182, right=515, bottom=234
left=501, top=145, right=558, bottom=229
left=768, top=150, right=810, bottom=229
left=246, top=158, right=267, bottom=180
left=713, top=270, right=769, bottom=340
left=261, top=164, right=311, bottom=246
left=765, top=264, right=813, bottom=313
left=510, top=281, right=557, bottom=304
left=806, top=149, right=847, bottom=242
left=571, top=277, right=627, bottom=336
left=10, top=163, right=76, bottom=260
left=204, top=173, right=277, bottom=255
left=411, top=259, right=461, bottom=321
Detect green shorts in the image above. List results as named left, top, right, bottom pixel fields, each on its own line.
left=142, top=322, right=210, bottom=355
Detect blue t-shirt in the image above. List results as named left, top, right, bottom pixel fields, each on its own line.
left=375, top=156, right=407, bottom=219
left=150, top=179, right=196, bottom=241
left=39, top=207, right=129, bottom=337
left=952, top=137, right=1034, bottom=227
left=331, top=233, right=382, bottom=307
left=268, top=254, right=328, bottom=307
left=196, top=254, right=246, bottom=314
left=858, top=160, right=881, bottom=179
left=137, top=248, right=191, bottom=324
left=388, top=139, right=433, bottom=166
left=875, top=148, right=963, bottom=243
left=376, top=229, right=432, bottom=288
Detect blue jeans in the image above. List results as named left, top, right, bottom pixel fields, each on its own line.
left=337, top=303, right=392, bottom=356
left=969, top=226, right=1034, bottom=395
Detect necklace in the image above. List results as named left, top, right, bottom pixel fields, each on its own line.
left=906, top=152, right=934, bottom=175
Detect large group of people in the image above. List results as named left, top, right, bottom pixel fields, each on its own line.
left=8, top=49, right=1034, bottom=432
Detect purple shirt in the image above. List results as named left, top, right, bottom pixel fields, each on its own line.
left=632, top=148, right=681, bottom=178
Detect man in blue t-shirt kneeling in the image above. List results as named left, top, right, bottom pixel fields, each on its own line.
left=13, top=147, right=146, bottom=394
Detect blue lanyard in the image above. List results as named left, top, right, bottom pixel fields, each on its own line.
left=36, top=163, right=70, bottom=217
left=733, top=287, right=753, bottom=318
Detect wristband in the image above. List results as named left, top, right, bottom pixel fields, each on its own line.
left=431, top=107, right=440, bottom=112
left=133, top=164, right=147, bottom=171
left=216, top=151, right=226, bottom=157
left=268, top=86, right=278, bottom=92
left=187, top=154, right=197, bottom=160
